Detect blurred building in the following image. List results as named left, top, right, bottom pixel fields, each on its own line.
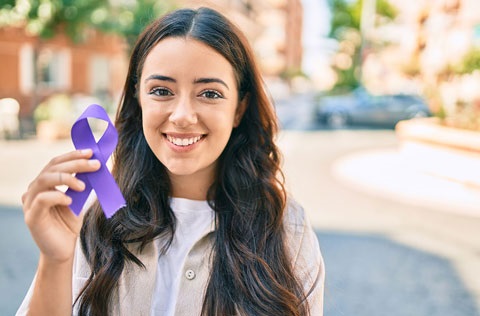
left=362, top=0, right=480, bottom=110
left=180, top=0, right=304, bottom=77
left=0, top=0, right=320, bottom=123
left=0, top=26, right=127, bottom=120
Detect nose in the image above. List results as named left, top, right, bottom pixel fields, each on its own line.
left=169, top=97, right=197, bottom=127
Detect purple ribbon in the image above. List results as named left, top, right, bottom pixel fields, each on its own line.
left=66, top=104, right=126, bottom=218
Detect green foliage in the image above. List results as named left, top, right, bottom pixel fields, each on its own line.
left=279, top=67, right=308, bottom=81
left=0, top=0, right=109, bottom=41
left=453, top=48, right=480, bottom=75
left=33, top=93, right=73, bottom=123
left=327, top=0, right=397, bottom=91
left=328, top=0, right=396, bottom=40
left=98, top=0, right=175, bottom=49
left=445, top=48, right=480, bottom=130
left=0, top=0, right=15, bottom=6
left=0, top=0, right=174, bottom=47
left=376, top=0, right=397, bottom=20
left=335, top=67, right=361, bottom=92
left=329, top=0, right=360, bottom=38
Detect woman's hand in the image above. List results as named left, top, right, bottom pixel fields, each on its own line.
left=22, top=149, right=101, bottom=264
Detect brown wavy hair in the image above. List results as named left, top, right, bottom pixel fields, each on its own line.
left=77, top=7, right=309, bottom=315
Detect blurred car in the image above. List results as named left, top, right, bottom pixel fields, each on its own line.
left=315, top=87, right=431, bottom=128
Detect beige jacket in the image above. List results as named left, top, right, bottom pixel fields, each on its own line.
left=17, top=200, right=325, bottom=316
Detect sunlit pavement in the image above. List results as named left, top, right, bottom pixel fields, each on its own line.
left=332, top=148, right=480, bottom=218
left=1, top=127, right=480, bottom=315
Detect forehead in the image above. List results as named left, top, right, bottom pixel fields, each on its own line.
left=141, top=37, right=236, bottom=84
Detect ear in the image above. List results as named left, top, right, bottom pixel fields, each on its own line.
left=234, top=94, right=248, bottom=127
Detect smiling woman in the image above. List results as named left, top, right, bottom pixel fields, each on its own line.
left=17, top=7, right=324, bottom=316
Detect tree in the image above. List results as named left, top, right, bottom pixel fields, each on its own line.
left=0, top=0, right=174, bottom=47
left=97, top=0, right=174, bottom=50
left=0, top=0, right=107, bottom=41
left=327, top=0, right=397, bottom=93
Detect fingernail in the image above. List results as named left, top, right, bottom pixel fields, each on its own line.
left=78, top=181, right=86, bottom=190
left=66, top=196, right=72, bottom=205
left=88, top=159, right=100, bottom=167
left=80, top=149, right=92, bottom=154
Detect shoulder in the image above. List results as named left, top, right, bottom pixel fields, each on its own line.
left=283, top=198, right=307, bottom=228
left=283, top=198, right=325, bottom=314
left=282, top=198, right=321, bottom=264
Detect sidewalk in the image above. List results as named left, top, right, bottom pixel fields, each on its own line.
left=333, top=148, right=480, bottom=218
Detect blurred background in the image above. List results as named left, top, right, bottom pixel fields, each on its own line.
left=1, top=0, right=479, bottom=315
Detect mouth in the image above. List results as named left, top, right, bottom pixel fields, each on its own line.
left=164, top=134, right=206, bottom=147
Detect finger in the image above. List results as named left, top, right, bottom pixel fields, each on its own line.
left=23, top=173, right=56, bottom=210
left=48, top=158, right=101, bottom=176
left=33, top=150, right=98, bottom=192
left=24, top=149, right=97, bottom=210
left=25, top=193, right=85, bottom=243
left=40, top=149, right=94, bottom=173
left=24, top=165, right=95, bottom=208
left=58, top=172, right=86, bottom=192
left=24, top=190, right=72, bottom=225
left=31, top=158, right=100, bottom=194
left=23, top=182, right=69, bottom=213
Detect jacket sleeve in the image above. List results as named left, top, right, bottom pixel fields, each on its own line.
left=285, top=200, right=325, bottom=316
left=16, top=194, right=95, bottom=316
left=15, top=239, right=90, bottom=316
left=15, top=274, right=36, bottom=316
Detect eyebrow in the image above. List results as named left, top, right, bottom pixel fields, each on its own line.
left=145, top=75, right=176, bottom=83
left=194, top=78, right=230, bottom=90
left=145, top=74, right=229, bottom=90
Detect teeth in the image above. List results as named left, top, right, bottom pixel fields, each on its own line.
left=167, top=135, right=202, bottom=146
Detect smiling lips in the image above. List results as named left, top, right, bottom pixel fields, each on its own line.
left=166, top=134, right=204, bottom=147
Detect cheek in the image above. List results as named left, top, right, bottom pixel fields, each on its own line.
left=211, top=121, right=236, bottom=150
left=205, top=112, right=235, bottom=134
left=140, top=113, right=165, bottom=148
left=140, top=108, right=154, bottom=132
left=141, top=103, right=167, bottom=126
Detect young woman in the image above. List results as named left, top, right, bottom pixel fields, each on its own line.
left=18, top=7, right=324, bottom=316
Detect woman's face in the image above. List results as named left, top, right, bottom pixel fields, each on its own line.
left=138, top=37, right=244, bottom=194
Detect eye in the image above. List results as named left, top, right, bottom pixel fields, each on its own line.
left=200, top=90, right=223, bottom=99
left=149, top=87, right=173, bottom=97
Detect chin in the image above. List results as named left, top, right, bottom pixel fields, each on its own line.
left=165, top=165, right=200, bottom=177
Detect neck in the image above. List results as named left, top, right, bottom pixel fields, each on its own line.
left=168, top=169, right=214, bottom=201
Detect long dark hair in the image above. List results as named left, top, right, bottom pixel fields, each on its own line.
left=77, top=7, right=309, bottom=315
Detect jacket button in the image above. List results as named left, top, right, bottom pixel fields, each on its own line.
left=185, top=269, right=196, bottom=280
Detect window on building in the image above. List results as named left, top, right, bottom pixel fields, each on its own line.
left=89, top=55, right=110, bottom=97
left=37, top=48, right=71, bottom=90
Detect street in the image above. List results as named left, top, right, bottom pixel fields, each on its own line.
left=1, top=94, right=480, bottom=315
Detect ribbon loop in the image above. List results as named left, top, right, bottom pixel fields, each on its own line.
left=66, top=104, right=126, bottom=218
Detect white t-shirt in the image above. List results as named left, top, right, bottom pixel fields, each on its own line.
left=150, top=197, right=214, bottom=316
